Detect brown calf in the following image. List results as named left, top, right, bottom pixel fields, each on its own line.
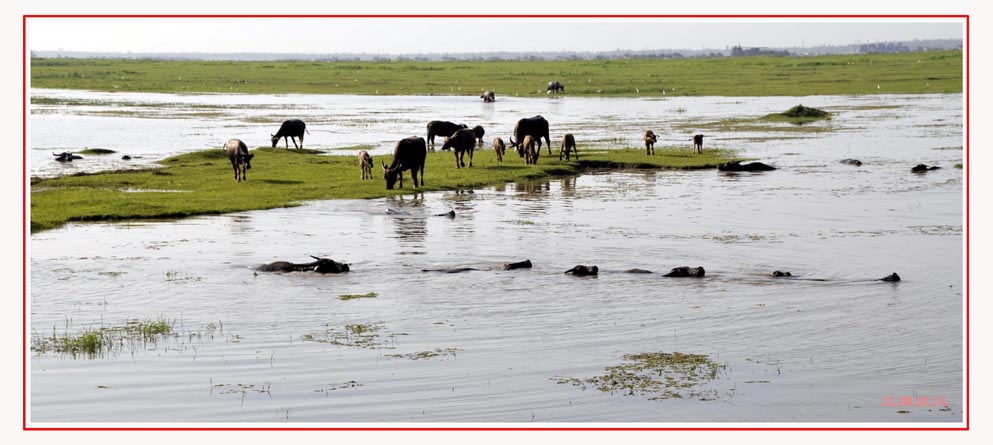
left=493, top=137, right=506, bottom=162
left=559, top=133, right=577, bottom=160
left=358, top=150, right=373, bottom=180
left=644, top=130, right=658, bottom=156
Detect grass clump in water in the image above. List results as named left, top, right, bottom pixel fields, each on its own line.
left=555, top=351, right=727, bottom=401
left=338, top=292, right=378, bottom=301
left=301, top=321, right=400, bottom=349
left=385, top=348, right=459, bottom=361
left=761, top=104, right=832, bottom=124
left=31, top=317, right=175, bottom=358
left=76, top=148, right=117, bottom=155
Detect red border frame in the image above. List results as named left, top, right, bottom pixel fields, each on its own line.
left=22, top=14, right=969, bottom=432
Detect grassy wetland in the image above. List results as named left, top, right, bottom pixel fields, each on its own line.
left=31, top=50, right=961, bottom=97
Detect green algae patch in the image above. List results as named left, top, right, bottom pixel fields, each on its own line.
left=301, top=321, right=402, bottom=349
left=339, top=292, right=378, bottom=301
left=555, top=352, right=727, bottom=401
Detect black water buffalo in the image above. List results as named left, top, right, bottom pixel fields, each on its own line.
left=493, top=137, right=506, bottom=162
left=422, top=267, right=478, bottom=273
left=224, top=139, right=253, bottom=182
left=427, top=121, right=468, bottom=146
left=257, top=256, right=350, bottom=274
left=502, top=259, right=532, bottom=270
left=472, top=125, right=485, bottom=144
left=547, top=81, right=565, bottom=94
left=559, top=134, right=577, bottom=160
left=271, top=119, right=308, bottom=149
left=564, top=265, right=598, bottom=276
left=772, top=270, right=793, bottom=277
left=358, top=150, right=373, bottom=180
left=840, top=159, right=863, bottom=166
left=509, top=116, right=551, bottom=155
left=383, top=136, right=427, bottom=189
left=480, top=90, right=495, bottom=102
left=880, top=273, right=901, bottom=282
left=718, top=161, right=777, bottom=172
left=692, top=134, right=705, bottom=154
left=644, top=130, right=658, bottom=155
left=441, top=128, right=476, bottom=168
left=663, top=266, right=706, bottom=277
left=625, top=268, right=654, bottom=274
left=53, top=152, right=83, bottom=162
left=911, top=164, right=941, bottom=173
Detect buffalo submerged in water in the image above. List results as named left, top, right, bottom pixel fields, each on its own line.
left=257, top=256, right=350, bottom=274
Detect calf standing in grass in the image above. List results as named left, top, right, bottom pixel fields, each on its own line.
left=225, top=139, right=253, bottom=182
left=358, top=150, right=373, bottom=180
left=559, top=133, right=577, bottom=160
left=644, top=130, right=658, bottom=155
left=692, top=134, right=705, bottom=154
left=493, top=137, right=506, bottom=162
left=522, top=135, right=537, bottom=165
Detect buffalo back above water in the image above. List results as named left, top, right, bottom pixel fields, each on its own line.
left=426, top=121, right=468, bottom=145
left=383, top=136, right=427, bottom=189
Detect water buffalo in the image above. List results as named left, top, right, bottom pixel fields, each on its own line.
left=663, top=266, right=706, bottom=277
left=472, top=125, right=485, bottom=144
left=383, top=136, right=427, bottom=189
left=718, top=161, right=777, bottom=172
left=441, top=128, right=476, bottom=168
left=625, top=268, right=654, bottom=274
left=547, top=81, right=565, bottom=94
left=840, top=159, right=863, bottom=166
left=427, top=121, right=468, bottom=146
left=271, top=119, right=308, bottom=149
left=422, top=267, right=478, bottom=273
left=121, top=155, right=132, bottom=161
left=692, top=134, right=705, bottom=154
left=559, top=134, right=577, bottom=160
left=503, top=259, right=532, bottom=270
left=644, top=130, right=658, bottom=155
left=493, top=137, right=506, bottom=162
left=480, top=90, right=495, bottom=102
left=771, top=271, right=793, bottom=277
left=508, top=116, right=551, bottom=156
left=257, top=255, right=350, bottom=274
left=224, top=139, right=253, bottom=182
left=53, top=152, right=83, bottom=162
left=912, top=164, right=941, bottom=173
left=880, top=273, right=901, bottom=282
left=358, top=150, right=373, bottom=180
left=564, top=265, right=598, bottom=276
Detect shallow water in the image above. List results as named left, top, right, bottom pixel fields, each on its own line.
left=28, top=92, right=964, bottom=424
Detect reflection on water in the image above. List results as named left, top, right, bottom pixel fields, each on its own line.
left=29, top=93, right=963, bottom=424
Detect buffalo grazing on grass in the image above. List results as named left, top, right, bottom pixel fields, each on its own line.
left=383, top=136, right=427, bottom=189
left=271, top=119, right=308, bottom=149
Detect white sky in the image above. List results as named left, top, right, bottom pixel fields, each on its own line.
left=27, top=18, right=962, bottom=54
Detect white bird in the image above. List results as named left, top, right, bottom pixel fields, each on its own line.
left=636, top=88, right=640, bottom=93
left=877, top=84, right=881, bottom=89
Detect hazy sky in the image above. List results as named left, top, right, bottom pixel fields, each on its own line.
left=27, top=18, right=962, bottom=54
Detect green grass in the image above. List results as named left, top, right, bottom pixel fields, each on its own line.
left=30, top=50, right=962, bottom=96
left=76, top=148, right=117, bottom=155
left=30, top=146, right=732, bottom=232
left=339, top=292, right=378, bottom=301
left=760, top=104, right=831, bottom=124
left=31, top=318, right=175, bottom=358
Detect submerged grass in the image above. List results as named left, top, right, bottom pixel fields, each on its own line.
left=31, top=318, right=175, bottom=358
left=338, top=292, right=378, bottom=301
left=31, top=51, right=961, bottom=96
left=30, top=146, right=732, bottom=232
left=555, top=351, right=727, bottom=401
left=760, top=104, right=832, bottom=124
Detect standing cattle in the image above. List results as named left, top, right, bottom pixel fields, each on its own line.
left=692, top=134, right=705, bottom=154
left=521, top=135, right=537, bottom=165
left=547, top=81, right=565, bottom=94
left=559, top=133, right=577, bottom=160
left=508, top=116, right=552, bottom=156
left=480, top=90, right=495, bottom=102
left=358, top=150, right=373, bottom=180
left=472, top=125, right=486, bottom=144
left=383, top=137, right=427, bottom=189
left=224, top=139, right=253, bottom=182
left=426, top=121, right=468, bottom=146
left=441, top=128, right=477, bottom=168
left=271, top=119, right=308, bottom=149
left=493, top=137, right=506, bottom=162
left=644, top=130, right=658, bottom=155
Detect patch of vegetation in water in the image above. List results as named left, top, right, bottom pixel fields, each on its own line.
left=301, top=321, right=401, bottom=349
left=31, top=318, right=175, bottom=358
left=76, top=148, right=117, bottom=155
left=760, top=104, right=832, bottom=124
left=385, top=348, right=460, bottom=361
left=955, top=163, right=963, bottom=169
left=314, top=381, right=362, bottom=394
left=338, top=292, right=378, bottom=301
left=554, top=351, right=728, bottom=401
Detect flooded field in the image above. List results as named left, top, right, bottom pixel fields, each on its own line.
left=28, top=92, right=964, bottom=424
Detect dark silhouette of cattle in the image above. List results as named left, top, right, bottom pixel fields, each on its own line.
left=358, top=150, right=373, bottom=180
left=441, top=128, right=476, bottom=168
left=564, top=265, right=598, bottom=276
left=53, top=152, right=83, bottom=162
left=472, top=125, right=485, bottom=144
left=271, top=119, right=308, bottom=149
left=718, top=161, right=777, bottom=172
left=663, top=266, right=706, bottom=277
left=547, top=81, right=565, bottom=94
left=480, top=90, right=495, bottom=102
left=508, top=116, right=551, bottom=156
left=772, top=271, right=793, bottom=277
left=121, top=155, right=132, bottom=161
left=644, top=130, right=658, bottom=155
left=224, top=139, right=253, bottom=182
left=383, top=136, right=427, bottom=189
left=559, top=133, right=577, bottom=160
left=841, top=159, right=863, bottom=166
left=880, top=273, right=901, bottom=282
left=427, top=121, right=468, bottom=146
left=493, top=137, right=506, bottom=162
left=911, top=164, right=941, bottom=173
left=257, top=255, right=350, bottom=274
left=502, top=260, right=532, bottom=270
left=692, top=134, right=705, bottom=154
